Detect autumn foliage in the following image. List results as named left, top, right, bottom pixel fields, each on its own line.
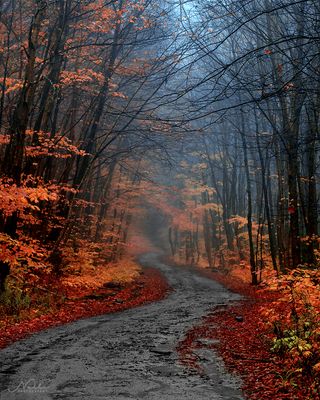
left=0, top=0, right=174, bottom=305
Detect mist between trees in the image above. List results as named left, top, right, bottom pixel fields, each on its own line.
left=0, top=0, right=319, bottom=291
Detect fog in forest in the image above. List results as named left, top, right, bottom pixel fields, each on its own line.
left=0, top=1, right=319, bottom=397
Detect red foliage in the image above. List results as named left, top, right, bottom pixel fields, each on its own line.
left=0, top=267, right=170, bottom=349
left=177, top=269, right=320, bottom=400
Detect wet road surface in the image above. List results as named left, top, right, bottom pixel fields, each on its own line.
left=0, top=253, right=243, bottom=400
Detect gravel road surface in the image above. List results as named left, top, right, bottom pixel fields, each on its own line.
left=0, top=253, right=244, bottom=400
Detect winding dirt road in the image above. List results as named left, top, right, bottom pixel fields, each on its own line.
left=0, top=253, right=244, bottom=400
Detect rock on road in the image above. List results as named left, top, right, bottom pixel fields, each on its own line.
left=0, top=253, right=244, bottom=400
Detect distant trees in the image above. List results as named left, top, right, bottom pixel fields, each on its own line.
left=163, top=0, right=320, bottom=283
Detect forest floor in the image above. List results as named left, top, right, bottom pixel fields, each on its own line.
left=0, top=252, right=318, bottom=399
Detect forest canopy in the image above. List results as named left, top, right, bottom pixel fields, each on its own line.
left=0, top=0, right=318, bottom=284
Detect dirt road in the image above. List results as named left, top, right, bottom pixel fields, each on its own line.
left=0, top=253, right=243, bottom=400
